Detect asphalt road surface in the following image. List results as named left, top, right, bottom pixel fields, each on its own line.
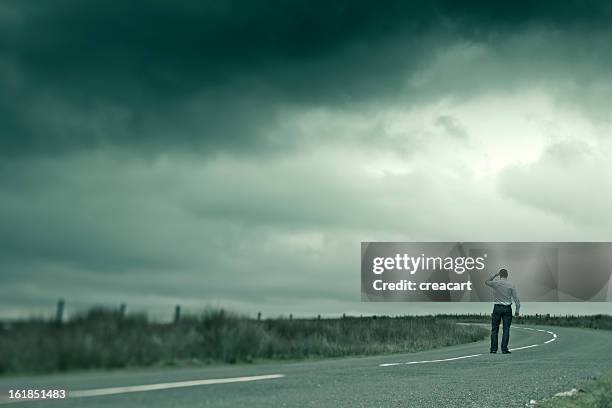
left=1, top=324, right=611, bottom=408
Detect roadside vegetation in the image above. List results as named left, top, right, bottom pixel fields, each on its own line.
left=538, top=373, right=612, bottom=408
left=0, top=309, right=487, bottom=375
left=2, top=310, right=610, bottom=376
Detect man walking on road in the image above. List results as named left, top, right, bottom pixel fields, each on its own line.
left=485, top=268, right=520, bottom=354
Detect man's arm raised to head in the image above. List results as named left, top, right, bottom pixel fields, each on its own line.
left=485, top=271, right=499, bottom=287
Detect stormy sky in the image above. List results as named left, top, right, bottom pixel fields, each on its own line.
left=2, top=0, right=612, bottom=319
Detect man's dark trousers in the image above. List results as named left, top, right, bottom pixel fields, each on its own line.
left=491, top=304, right=513, bottom=353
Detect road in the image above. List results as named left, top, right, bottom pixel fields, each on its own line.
left=1, top=324, right=611, bottom=407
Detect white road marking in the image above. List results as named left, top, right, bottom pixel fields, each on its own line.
left=0, top=374, right=286, bottom=404
left=405, top=353, right=483, bottom=365
left=379, top=325, right=558, bottom=367
left=380, top=353, right=483, bottom=366
left=509, top=344, right=539, bottom=351
left=69, top=374, right=285, bottom=398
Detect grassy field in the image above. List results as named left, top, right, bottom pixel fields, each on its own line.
left=538, top=373, right=612, bottom=408
left=2, top=310, right=610, bottom=377
left=0, top=309, right=488, bottom=375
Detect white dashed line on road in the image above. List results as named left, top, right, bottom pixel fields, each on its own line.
left=0, top=374, right=286, bottom=404
left=379, top=326, right=558, bottom=367
left=69, top=374, right=286, bottom=398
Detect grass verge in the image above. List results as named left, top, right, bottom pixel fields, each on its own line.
left=538, top=373, right=612, bottom=408
left=0, top=309, right=488, bottom=375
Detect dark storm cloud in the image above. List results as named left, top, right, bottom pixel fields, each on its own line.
left=3, top=1, right=612, bottom=318
left=2, top=0, right=612, bottom=157
left=434, top=115, right=468, bottom=140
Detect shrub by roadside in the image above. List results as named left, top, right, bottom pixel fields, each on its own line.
left=0, top=309, right=488, bottom=375
left=533, top=373, right=612, bottom=408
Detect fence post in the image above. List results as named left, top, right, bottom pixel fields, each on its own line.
left=289, top=314, right=293, bottom=321
left=257, top=312, right=262, bottom=321
left=174, top=305, right=181, bottom=323
left=55, top=299, right=65, bottom=324
left=119, top=303, right=127, bottom=318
